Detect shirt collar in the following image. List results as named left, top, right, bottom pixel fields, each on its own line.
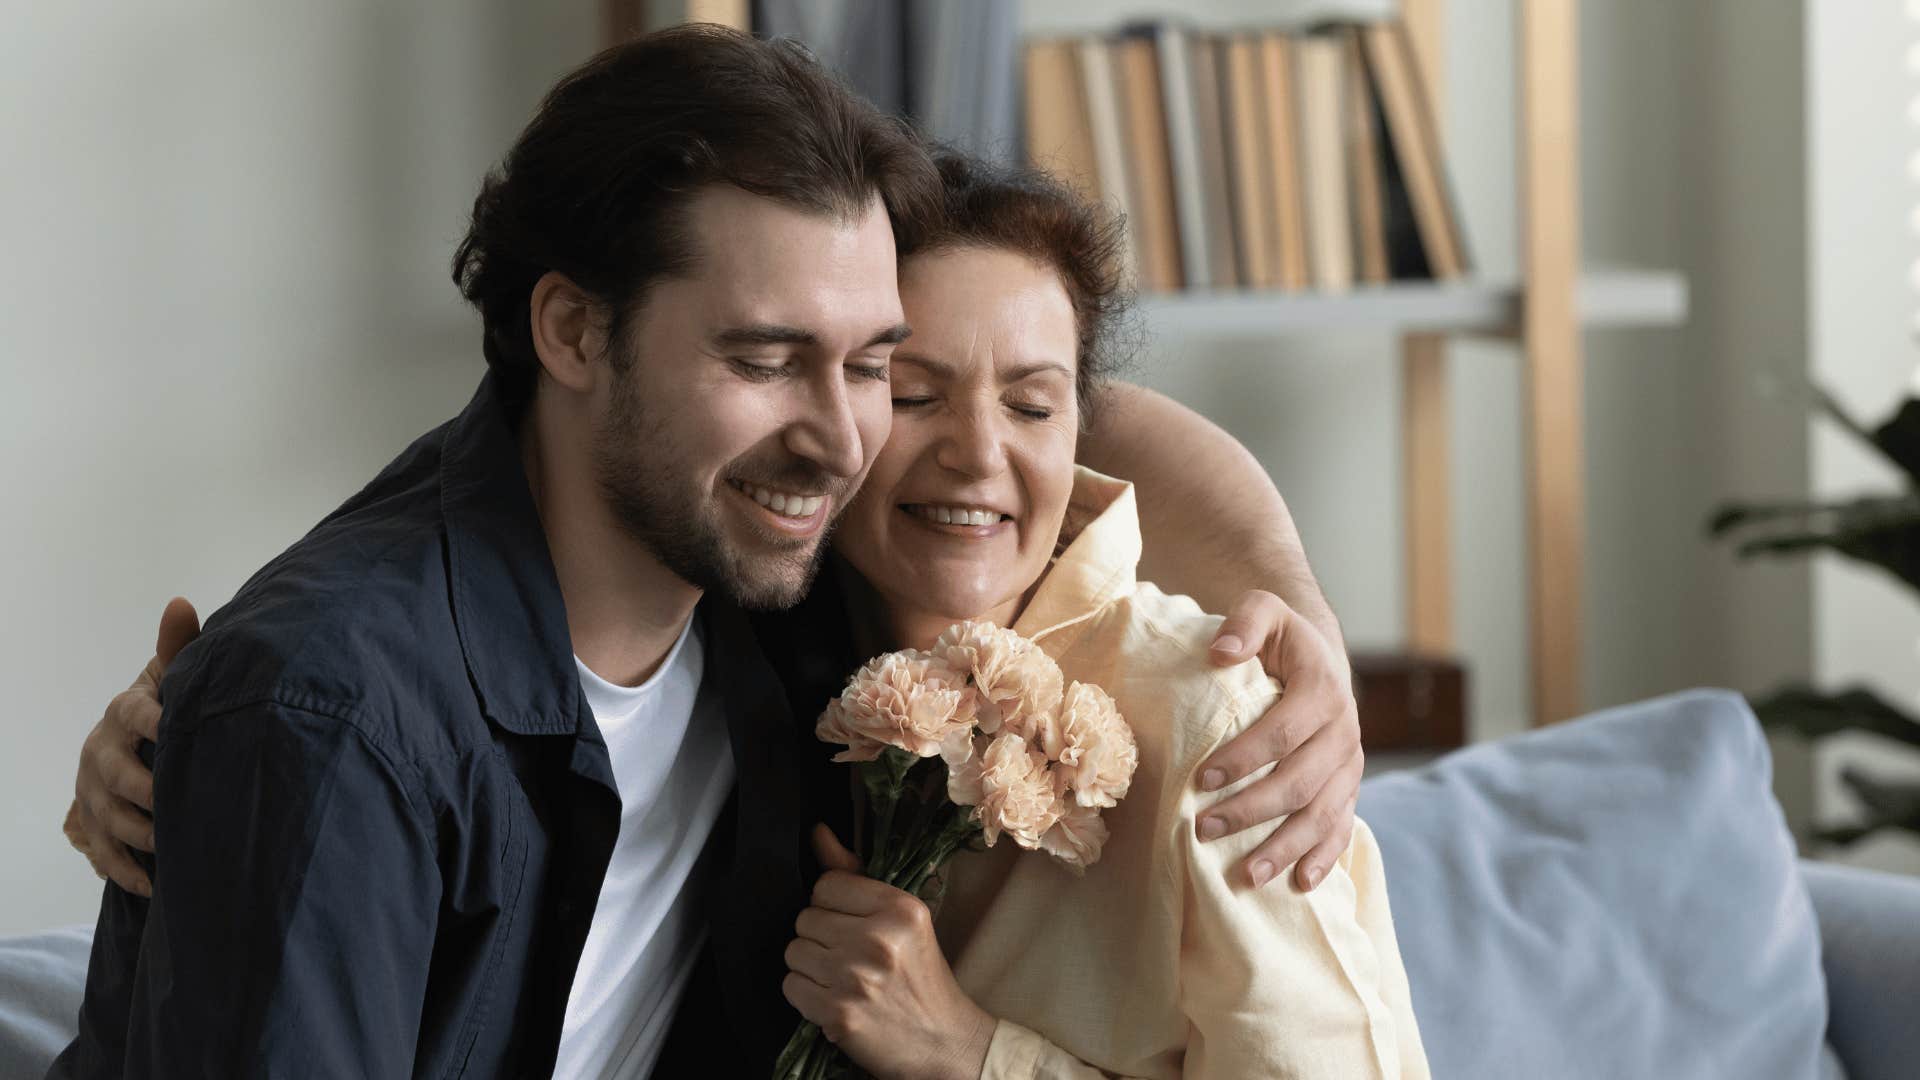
left=439, top=374, right=584, bottom=735
left=1014, top=466, right=1141, bottom=652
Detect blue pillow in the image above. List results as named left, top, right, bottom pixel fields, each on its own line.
left=0, top=924, right=90, bottom=1079
left=1357, top=689, right=1828, bottom=1079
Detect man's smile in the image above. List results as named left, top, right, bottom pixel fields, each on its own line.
left=729, top=479, right=830, bottom=537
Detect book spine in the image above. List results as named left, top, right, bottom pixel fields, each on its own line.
left=1156, top=26, right=1211, bottom=290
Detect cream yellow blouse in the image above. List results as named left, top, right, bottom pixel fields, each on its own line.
left=933, top=468, right=1430, bottom=1080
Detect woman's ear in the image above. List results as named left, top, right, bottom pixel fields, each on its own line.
left=528, top=270, right=608, bottom=394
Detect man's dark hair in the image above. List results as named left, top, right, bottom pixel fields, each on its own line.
left=451, top=24, right=940, bottom=408
left=897, top=150, right=1137, bottom=427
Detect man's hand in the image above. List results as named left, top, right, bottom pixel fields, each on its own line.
left=1195, top=590, right=1363, bottom=893
left=66, top=596, right=200, bottom=896
left=782, top=825, right=996, bottom=1080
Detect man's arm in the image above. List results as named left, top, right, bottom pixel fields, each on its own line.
left=53, top=698, right=440, bottom=1078
left=1080, top=383, right=1346, bottom=663
left=1081, top=382, right=1364, bottom=893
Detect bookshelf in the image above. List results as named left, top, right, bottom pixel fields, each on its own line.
left=617, top=0, right=1661, bottom=727
left=1138, top=267, right=1687, bottom=336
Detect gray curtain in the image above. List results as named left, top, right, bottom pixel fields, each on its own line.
left=753, top=0, right=1019, bottom=161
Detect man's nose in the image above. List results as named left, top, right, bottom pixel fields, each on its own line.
left=784, top=370, right=867, bottom=479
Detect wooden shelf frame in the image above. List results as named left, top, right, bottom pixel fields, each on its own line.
left=1136, top=268, right=1687, bottom=337
left=1149, top=0, right=1640, bottom=727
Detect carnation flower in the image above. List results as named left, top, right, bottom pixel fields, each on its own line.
left=1049, top=681, right=1137, bottom=808
left=783, top=624, right=1139, bottom=1079
left=1039, top=800, right=1110, bottom=873
left=973, top=733, right=1061, bottom=850
left=943, top=730, right=988, bottom=806
left=935, top=621, right=1064, bottom=740
left=815, top=649, right=975, bottom=762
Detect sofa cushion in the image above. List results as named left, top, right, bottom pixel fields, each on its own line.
left=1357, top=689, right=1828, bottom=1079
left=0, top=924, right=90, bottom=1078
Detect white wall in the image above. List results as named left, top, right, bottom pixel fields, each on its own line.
left=1806, top=1, right=1920, bottom=876
left=0, top=2, right=600, bottom=934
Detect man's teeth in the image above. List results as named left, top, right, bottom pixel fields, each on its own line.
left=737, top=481, right=824, bottom=518
left=909, top=505, right=1005, bottom=527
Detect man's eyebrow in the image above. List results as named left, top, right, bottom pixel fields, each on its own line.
left=711, top=323, right=913, bottom=350
left=865, top=323, right=913, bottom=348
left=713, top=324, right=818, bottom=348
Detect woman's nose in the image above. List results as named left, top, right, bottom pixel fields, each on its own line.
left=784, top=372, right=867, bottom=480
left=935, top=403, right=1009, bottom=479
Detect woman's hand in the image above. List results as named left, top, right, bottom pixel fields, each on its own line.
left=65, top=597, right=200, bottom=896
left=783, top=825, right=996, bottom=1080
left=1198, top=589, right=1364, bottom=892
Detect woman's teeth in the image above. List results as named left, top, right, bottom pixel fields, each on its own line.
left=907, top=504, right=1006, bottom=526
left=736, top=481, right=823, bottom=519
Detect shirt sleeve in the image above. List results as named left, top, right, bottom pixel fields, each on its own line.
left=61, top=699, right=442, bottom=1079
left=1173, top=704, right=1431, bottom=1080
left=980, top=1018, right=1140, bottom=1079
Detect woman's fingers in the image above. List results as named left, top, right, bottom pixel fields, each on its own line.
left=85, top=783, right=155, bottom=854
left=152, top=596, right=202, bottom=671
left=112, top=682, right=164, bottom=747
left=783, top=936, right=837, bottom=988
left=795, top=904, right=867, bottom=948
left=69, top=800, right=151, bottom=897
left=101, top=740, right=156, bottom=816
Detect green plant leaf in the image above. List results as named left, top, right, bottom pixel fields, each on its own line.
left=1866, top=396, right=1920, bottom=483
left=1752, top=685, right=1920, bottom=749
left=1709, top=494, right=1920, bottom=592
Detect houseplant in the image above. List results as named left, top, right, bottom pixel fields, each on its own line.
left=1708, top=386, right=1920, bottom=845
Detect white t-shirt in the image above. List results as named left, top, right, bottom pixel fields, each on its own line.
left=553, top=616, right=736, bottom=1080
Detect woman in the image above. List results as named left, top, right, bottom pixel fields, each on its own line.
left=772, top=153, right=1429, bottom=1079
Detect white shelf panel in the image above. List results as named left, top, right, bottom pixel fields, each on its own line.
left=1136, top=268, right=1688, bottom=337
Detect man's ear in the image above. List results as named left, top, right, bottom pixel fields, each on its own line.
left=528, top=271, right=608, bottom=394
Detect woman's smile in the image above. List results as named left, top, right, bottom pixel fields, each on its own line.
left=898, top=501, right=1016, bottom=538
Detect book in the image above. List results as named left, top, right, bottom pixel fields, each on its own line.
left=1294, top=33, right=1353, bottom=292
left=1191, top=35, right=1239, bottom=289
left=1345, top=29, right=1390, bottom=285
left=1024, top=38, right=1100, bottom=200
left=1359, top=20, right=1467, bottom=277
left=1258, top=32, right=1310, bottom=291
left=1076, top=38, right=1135, bottom=278
left=1222, top=34, right=1275, bottom=289
left=1114, top=36, right=1183, bottom=292
left=1077, top=39, right=1131, bottom=209
left=1153, top=25, right=1211, bottom=290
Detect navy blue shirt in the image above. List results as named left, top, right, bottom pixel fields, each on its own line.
left=52, top=376, right=845, bottom=1078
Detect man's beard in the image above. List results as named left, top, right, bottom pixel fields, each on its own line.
left=591, top=374, right=844, bottom=611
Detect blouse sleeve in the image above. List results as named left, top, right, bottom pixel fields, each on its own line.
left=980, top=1018, right=1139, bottom=1079
left=1172, top=708, right=1431, bottom=1080
left=976, top=803, right=1429, bottom=1080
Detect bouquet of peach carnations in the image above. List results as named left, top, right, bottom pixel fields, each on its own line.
left=772, top=621, right=1138, bottom=1080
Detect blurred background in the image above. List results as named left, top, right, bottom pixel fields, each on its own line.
left=3, top=0, right=1918, bottom=935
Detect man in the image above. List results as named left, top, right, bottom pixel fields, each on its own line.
left=57, top=25, right=1363, bottom=1078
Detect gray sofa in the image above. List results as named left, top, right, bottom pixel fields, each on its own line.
left=5, top=690, right=1917, bottom=1078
